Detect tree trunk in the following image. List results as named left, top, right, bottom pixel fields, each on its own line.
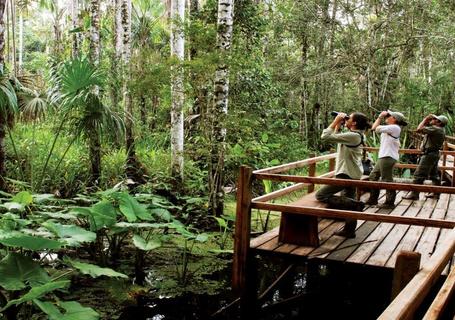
left=89, top=0, right=100, bottom=65
left=71, top=0, right=80, bottom=58
left=140, top=95, right=147, bottom=126
left=114, top=0, right=123, bottom=60
left=88, top=129, right=101, bottom=185
left=208, top=0, right=234, bottom=216
left=121, top=0, right=142, bottom=181
left=9, top=0, right=16, bottom=75
left=170, top=0, right=185, bottom=180
left=17, top=10, right=22, bottom=70
left=299, top=33, right=308, bottom=142
left=88, top=0, right=101, bottom=185
left=0, top=0, right=6, bottom=190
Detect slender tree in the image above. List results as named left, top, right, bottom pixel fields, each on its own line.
left=121, top=0, right=139, bottom=179
left=208, top=0, right=234, bottom=216
left=170, top=0, right=185, bottom=180
left=71, top=0, right=80, bottom=58
left=89, top=0, right=100, bottom=65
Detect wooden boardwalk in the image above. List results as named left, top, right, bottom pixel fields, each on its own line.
left=250, top=192, right=455, bottom=273
left=232, top=137, right=455, bottom=319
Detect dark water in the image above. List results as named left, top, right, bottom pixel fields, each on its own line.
left=119, top=256, right=452, bottom=320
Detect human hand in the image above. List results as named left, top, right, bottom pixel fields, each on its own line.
left=379, top=111, right=389, bottom=118
left=335, top=112, right=348, bottom=122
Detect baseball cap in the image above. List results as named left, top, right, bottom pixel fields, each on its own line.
left=432, top=114, right=448, bottom=126
left=387, top=110, right=408, bottom=126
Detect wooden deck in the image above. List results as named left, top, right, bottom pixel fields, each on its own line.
left=250, top=191, right=455, bottom=273
left=232, top=136, right=455, bottom=319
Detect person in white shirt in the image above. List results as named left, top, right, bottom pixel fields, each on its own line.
left=366, top=110, right=407, bottom=208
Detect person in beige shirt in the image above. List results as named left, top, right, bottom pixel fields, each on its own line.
left=316, top=112, right=371, bottom=238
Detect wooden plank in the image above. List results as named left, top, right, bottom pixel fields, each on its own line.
left=378, top=227, right=455, bottom=320
left=367, top=204, right=420, bottom=267
left=256, top=236, right=281, bottom=251
left=320, top=203, right=385, bottom=261
left=250, top=227, right=279, bottom=249
left=274, top=218, right=333, bottom=254
left=290, top=220, right=347, bottom=257
left=251, top=201, right=455, bottom=229
left=304, top=192, right=387, bottom=260
left=414, top=208, right=447, bottom=267
left=385, top=199, right=436, bottom=268
left=346, top=204, right=409, bottom=264
left=422, top=260, right=455, bottom=320
left=253, top=174, right=455, bottom=194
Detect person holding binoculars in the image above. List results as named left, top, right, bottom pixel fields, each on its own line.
left=403, top=114, right=448, bottom=200
left=366, top=110, right=407, bottom=209
left=316, top=112, right=371, bottom=238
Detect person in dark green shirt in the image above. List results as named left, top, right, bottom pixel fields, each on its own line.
left=403, top=114, right=447, bottom=200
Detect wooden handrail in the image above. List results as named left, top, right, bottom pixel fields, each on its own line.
left=363, top=147, right=455, bottom=155
left=251, top=202, right=455, bottom=229
left=422, top=265, right=455, bottom=320
left=378, top=228, right=455, bottom=320
left=252, top=171, right=335, bottom=203
left=253, top=153, right=336, bottom=174
left=253, top=174, right=455, bottom=194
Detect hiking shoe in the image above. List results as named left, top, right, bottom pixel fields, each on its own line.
left=378, top=202, right=395, bottom=209
left=365, top=198, right=378, bottom=205
left=334, top=229, right=356, bottom=238
left=402, top=193, right=419, bottom=200
left=425, top=193, right=440, bottom=199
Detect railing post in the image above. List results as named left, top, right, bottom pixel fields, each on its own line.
left=308, top=153, right=316, bottom=193
left=329, top=149, right=336, bottom=172
left=391, top=251, right=421, bottom=301
left=232, top=166, right=256, bottom=318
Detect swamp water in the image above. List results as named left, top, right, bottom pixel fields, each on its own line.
left=119, top=257, right=400, bottom=320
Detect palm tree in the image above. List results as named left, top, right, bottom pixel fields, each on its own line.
left=0, top=0, right=18, bottom=190
left=0, top=73, right=19, bottom=190
left=54, top=58, right=124, bottom=186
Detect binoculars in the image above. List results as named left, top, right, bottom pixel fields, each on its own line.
left=331, top=111, right=350, bottom=120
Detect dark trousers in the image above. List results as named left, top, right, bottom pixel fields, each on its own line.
left=316, top=174, right=355, bottom=202
left=368, top=157, right=397, bottom=204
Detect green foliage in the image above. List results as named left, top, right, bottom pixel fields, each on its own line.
left=0, top=253, right=50, bottom=290
left=34, top=300, right=99, bottom=320
left=65, top=259, right=128, bottom=279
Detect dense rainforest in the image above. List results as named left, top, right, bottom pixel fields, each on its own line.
left=0, top=0, right=454, bottom=319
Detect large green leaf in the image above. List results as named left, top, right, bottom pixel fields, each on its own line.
left=65, top=259, right=127, bottom=278
left=88, top=201, right=117, bottom=231
left=132, top=234, right=161, bottom=251
left=1, top=280, right=70, bottom=311
left=1, top=202, right=25, bottom=212
left=0, top=234, right=62, bottom=250
left=42, top=222, right=96, bottom=246
left=12, top=191, right=33, bottom=205
left=34, top=300, right=99, bottom=320
left=0, top=253, right=50, bottom=290
left=117, top=192, right=152, bottom=222
left=150, top=208, right=171, bottom=221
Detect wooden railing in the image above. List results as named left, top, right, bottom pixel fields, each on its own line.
left=379, top=227, right=455, bottom=320
left=233, top=143, right=455, bottom=319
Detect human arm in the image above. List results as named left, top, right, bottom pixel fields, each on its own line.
left=371, top=111, right=388, bottom=131
left=416, top=114, right=434, bottom=132
left=328, top=113, right=347, bottom=132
